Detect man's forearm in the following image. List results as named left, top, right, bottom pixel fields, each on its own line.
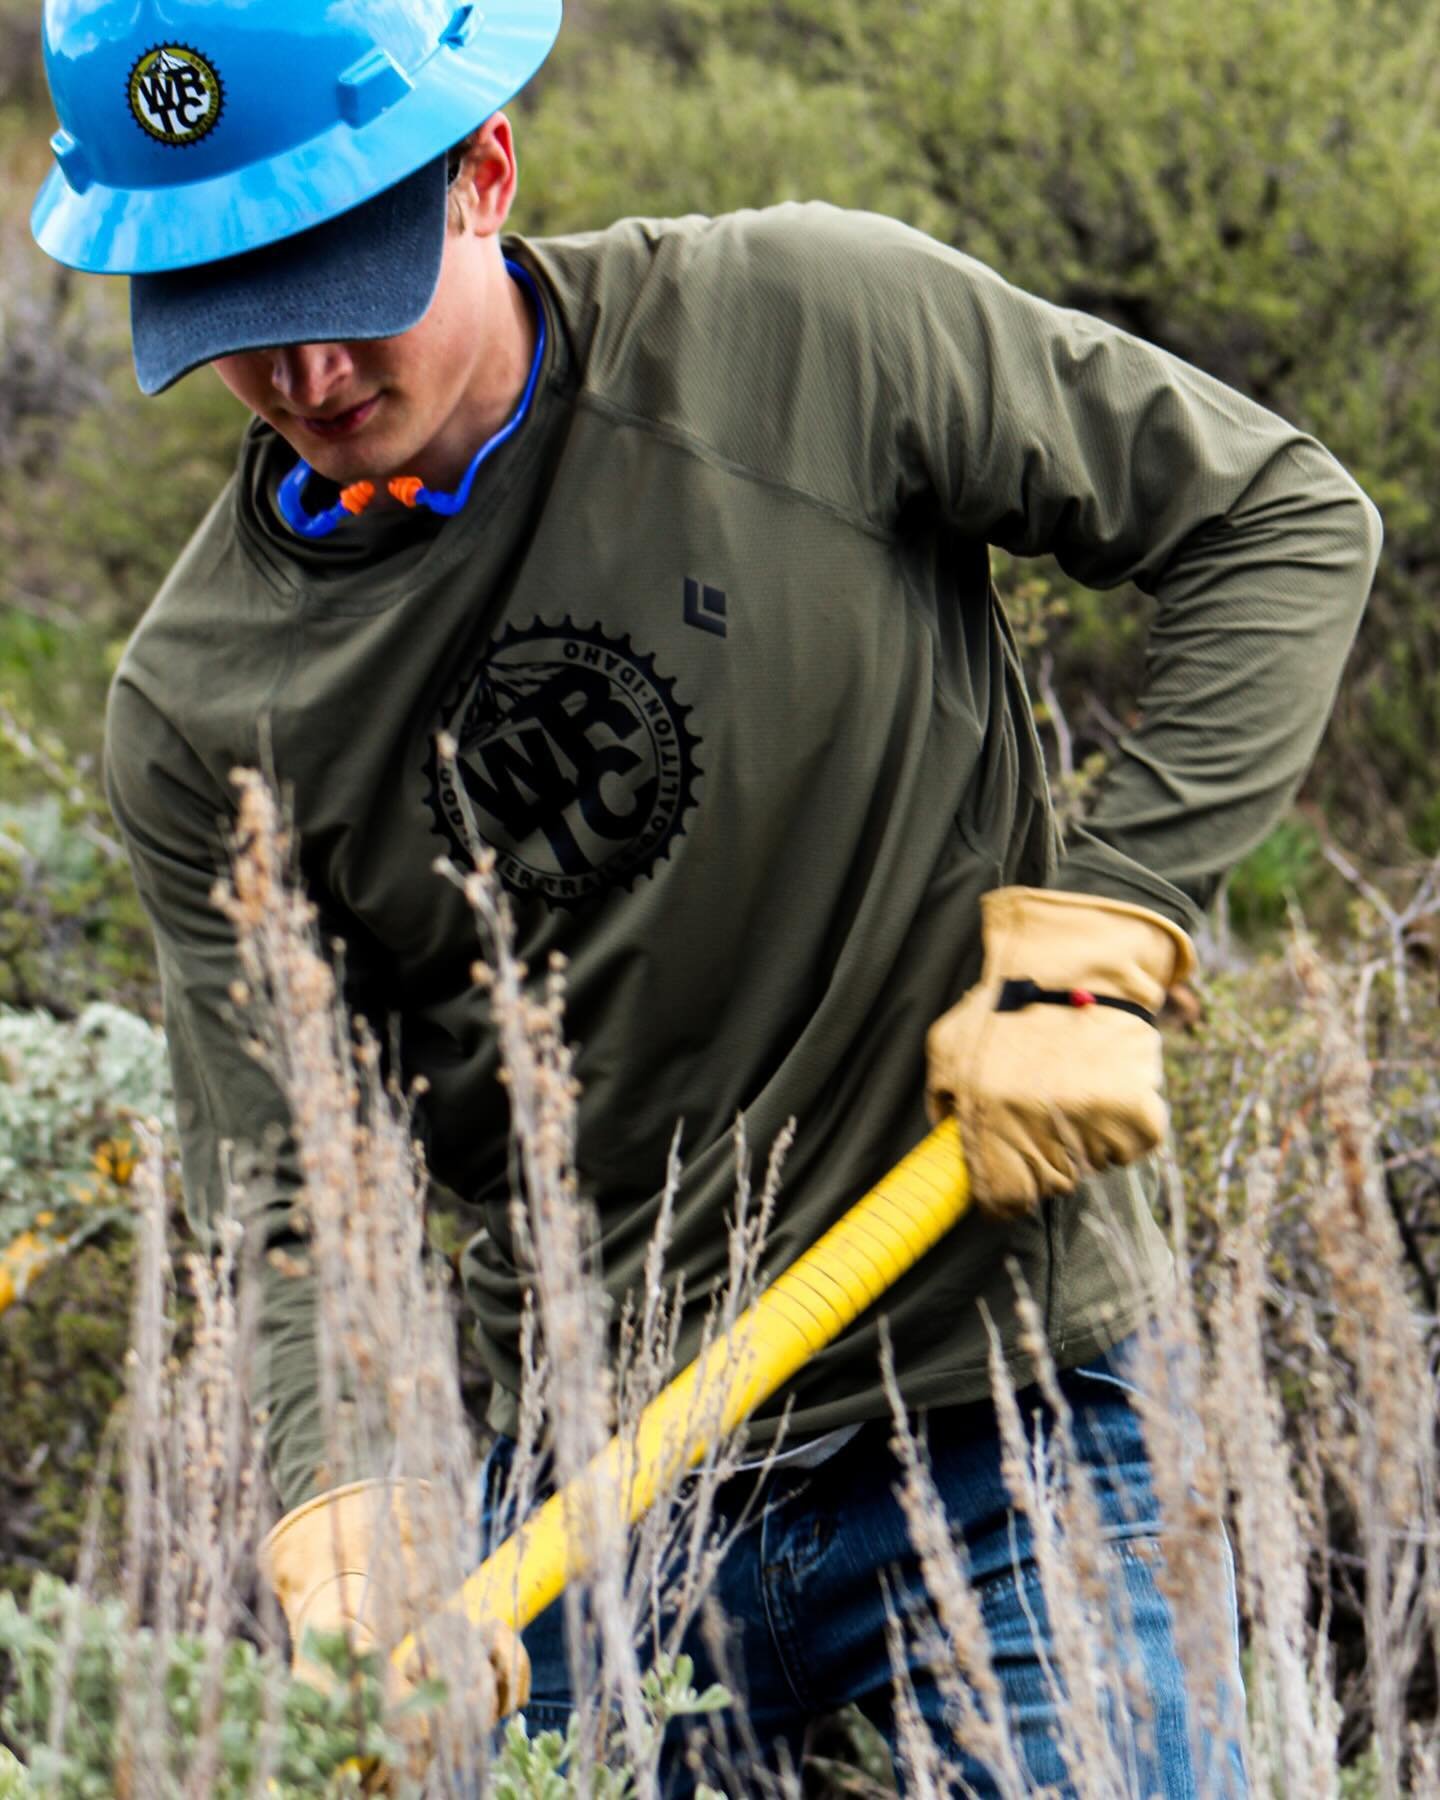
left=1058, top=435, right=1383, bottom=927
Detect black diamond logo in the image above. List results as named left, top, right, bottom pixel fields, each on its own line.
left=683, top=577, right=728, bottom=638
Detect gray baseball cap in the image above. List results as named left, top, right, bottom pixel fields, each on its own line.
left=128, top=154, right=448, bottom=396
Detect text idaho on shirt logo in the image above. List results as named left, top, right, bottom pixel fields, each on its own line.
left=425, top=617, right=703, bottom=907
left=128, top=45, right=224, bottom=146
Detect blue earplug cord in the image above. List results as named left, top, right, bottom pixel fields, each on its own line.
left=277, top=258, right=548, bottom=540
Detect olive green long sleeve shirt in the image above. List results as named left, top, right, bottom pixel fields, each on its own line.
left=105, top=204, right=1382, bottom=1511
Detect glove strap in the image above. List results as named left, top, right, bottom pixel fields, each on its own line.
left=995, top=978, right=1157, bottom=1029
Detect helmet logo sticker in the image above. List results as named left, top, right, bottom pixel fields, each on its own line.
left=128, top=46, right=224, bottom=147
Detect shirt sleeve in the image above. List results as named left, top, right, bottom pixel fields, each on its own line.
left=104, top=675, right=334, bottom=1513
left=858, top=217, right=1384, bottom=930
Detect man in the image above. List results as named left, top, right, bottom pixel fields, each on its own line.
left=32, top=0, right=1380, bottom=1790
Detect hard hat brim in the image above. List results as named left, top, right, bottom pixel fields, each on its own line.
left=129, top=154, right=447, bottom=396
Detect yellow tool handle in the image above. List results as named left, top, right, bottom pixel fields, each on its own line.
left=393, top=1118, right=969, bottom=1668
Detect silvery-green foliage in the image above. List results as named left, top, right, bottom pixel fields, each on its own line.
left=485, top=1656, right=731, bottom=1799
left=0, top=735, right=158, bottom=1020
left=0, top=800, right=97, bottom=889
left=0, top=1576, right=733, bottom=1798
left=0, top=1575, right=404, bottom=1798
left=0, top=1002, right=173, bottom=1238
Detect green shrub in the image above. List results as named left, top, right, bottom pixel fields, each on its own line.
left=0, top=1000, right=174, bottom=1602
left=0, top=1575, right=410, bottom=1797
left=0, top=197, right=243, bottom=761
left=0, top=1745, right=25, bottom=1799
left=0, top=1002, right=171, bottom=1242
left=0, top=1238, right=136, bottom=1603
left=0, top=1576, right=730, bottom=1799
left=1223, top=815, right=1326, bottom=937
left=0, top=718, right=157, bottom=1019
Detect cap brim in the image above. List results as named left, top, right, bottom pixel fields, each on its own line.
left=129, top=155, right=448, bottom=396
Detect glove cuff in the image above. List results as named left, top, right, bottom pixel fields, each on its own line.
left=979, top=886, right=1198, bottom=998
left=258, top=1477, right=432, bottom=1640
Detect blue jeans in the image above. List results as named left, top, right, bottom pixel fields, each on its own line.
left=479, top=1340, right=1248, bottom=1796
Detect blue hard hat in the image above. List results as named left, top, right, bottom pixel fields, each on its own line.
left=31, top=0, right=563, bottom=276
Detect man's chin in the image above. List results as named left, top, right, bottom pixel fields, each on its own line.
left=278, top=413, right=417, bottom=485
left=269, top=416, right=452, bottom=501
left=293, top=445, right=383, bottom=486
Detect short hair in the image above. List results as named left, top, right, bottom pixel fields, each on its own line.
left=445, top=132, right=482, bottom=231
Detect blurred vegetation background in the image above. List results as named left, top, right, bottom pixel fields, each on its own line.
left=2, top=1, right=1439, bottom=1777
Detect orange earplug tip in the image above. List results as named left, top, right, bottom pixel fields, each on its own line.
left=339, top=481, right=376, bottom=516
left=389, top=475, right=425, bottom=508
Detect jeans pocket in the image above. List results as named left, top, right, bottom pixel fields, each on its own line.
left=1054, top=1344, right=1169, bottom=1546
left=1062, top=1332, right=1143, bottom=1403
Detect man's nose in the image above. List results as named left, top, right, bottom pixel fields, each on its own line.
left=270, top=342, right=356, bottom=412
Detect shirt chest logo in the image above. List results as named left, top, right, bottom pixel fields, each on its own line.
left=425, top=617, right=703, bottom=907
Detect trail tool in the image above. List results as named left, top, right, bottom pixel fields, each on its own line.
left=390, top=1117, right=971, bottom=1687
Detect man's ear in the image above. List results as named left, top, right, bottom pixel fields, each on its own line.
left=452, top=113, right=519, bottom=237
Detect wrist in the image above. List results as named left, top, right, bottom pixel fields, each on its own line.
left=979, top=886, right=1197, bottom=997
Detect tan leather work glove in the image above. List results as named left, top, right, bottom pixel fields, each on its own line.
left=926, top=887, right=1196, bottom=1220
left=258, top=1479, right=530, bottom=1765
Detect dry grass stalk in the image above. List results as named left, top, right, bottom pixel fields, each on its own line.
left=879, top=1338, right=1028, bottom=1798
left=1112, top=1172, right=1249, bottom=1799
left=430, top=736, right=635, bottom=1778
left=74, top=1120, right=287, bottom=1800
left=431, top=731, right=803, bottom=1789
left=1291, top=933, right=1437, bottom=1797
left=215, top=769, right=501, bottom=1794
left=1205, top=1138, right=1336, bottom=1796
left=612, top=1124, right=689, bottom=1662
left=438, top=839, right=645, bottom=1784
left=37, top=759, right=1440, bottom=1795
left=882, top=1587, right=953, bottom=1800
left=113, top=1120, right=177, bottom=1796
left=986, top=1292, right=1143, bottom=1800
left=120, top=1117, right=176, bottom=1632
left=1410, top=1730, right=1440, bottom=1799
left=638, top=1120, right=797, bottom=1669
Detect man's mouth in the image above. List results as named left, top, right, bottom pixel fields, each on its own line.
left=297, top=396, right=381, bottom=439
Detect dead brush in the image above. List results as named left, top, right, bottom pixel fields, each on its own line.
left=1193, top=1135, right=1338, bottom=1797
left=214, top=768, right=498, bottom=1793
left=880, top=912, right=1440, bottom=1798
left=31, top=1108, right=292, bottom=1800
left=21, top=766, right=1440, bottom=1797
left=221, top=763, right=768, bottom=1793
left=881, top=1340, right=1029, bottom=1800
left=111, top=1123, right=283, bottom=1800
left=8, top=763, right=796, bottom=1796
left=1288, top=933, right=1438, bottom=1798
